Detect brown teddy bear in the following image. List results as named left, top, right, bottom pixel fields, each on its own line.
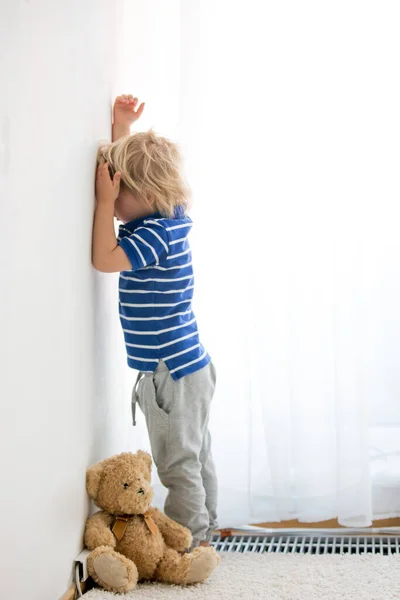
left=84, top=451, right=219, bottom=593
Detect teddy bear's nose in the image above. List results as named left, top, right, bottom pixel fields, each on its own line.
left=137, top=488, right=145, bottom=495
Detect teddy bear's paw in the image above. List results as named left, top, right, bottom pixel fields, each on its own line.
left=184, top=546, right=219, bottom=584
left=88, top=546, right=138, bottom=593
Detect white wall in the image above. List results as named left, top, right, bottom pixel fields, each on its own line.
left=0, top=3, right=196, bottom=597
left=0, top=2, right=131, bottom=598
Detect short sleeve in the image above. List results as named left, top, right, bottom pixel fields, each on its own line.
left=119, top=223, right=169, bottom=271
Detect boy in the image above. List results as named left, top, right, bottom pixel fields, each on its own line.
left=92, top=94, right=218, bottom=549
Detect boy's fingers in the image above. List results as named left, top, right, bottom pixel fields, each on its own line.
left=115, top=94, right=141, bottom=106
left=113, top=171, right=121, bottom=190
left=136, top=102, right=145, bottom=118
left=97, top=160, right=109, bottom=178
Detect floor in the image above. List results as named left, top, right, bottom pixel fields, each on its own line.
left=83, top=552, right=400, bottom=599
left=254, top=517, right=400, bottom=529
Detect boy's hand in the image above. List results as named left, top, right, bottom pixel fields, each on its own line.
left=96, top=160, right=121, bottom=204
left=113, top=94, right=145, bottom=127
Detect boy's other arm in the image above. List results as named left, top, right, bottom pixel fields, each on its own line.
left=112, top=94, right=145, bottom=142
left=112, top=122, right=130, bottom=142
left=92, top=160, right=131, bottom=273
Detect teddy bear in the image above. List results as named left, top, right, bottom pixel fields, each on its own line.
left=84, top=451, right=219, bottom=593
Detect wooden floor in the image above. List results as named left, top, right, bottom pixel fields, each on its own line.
left=254, top=518, right=400, bottom=529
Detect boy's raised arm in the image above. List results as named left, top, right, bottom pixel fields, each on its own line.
left=112, top=94, right=145, bottom=142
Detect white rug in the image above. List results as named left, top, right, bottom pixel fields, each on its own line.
left=82, top=552, right=400, bottom=599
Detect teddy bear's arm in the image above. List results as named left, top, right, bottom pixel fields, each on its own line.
left=149, top=507, right=192, bottom=551
left=85, top=511, right=116, bottom=550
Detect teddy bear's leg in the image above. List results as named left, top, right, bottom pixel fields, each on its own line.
left=154, top=546, right=219, bottom=585
left=87, top=546, right=138, bottom=593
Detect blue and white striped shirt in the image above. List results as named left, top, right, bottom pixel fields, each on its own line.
left=117, top=207, right=210, bottom=380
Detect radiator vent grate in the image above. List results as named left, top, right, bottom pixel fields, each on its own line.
left=212, top=534, right=400, bottom=555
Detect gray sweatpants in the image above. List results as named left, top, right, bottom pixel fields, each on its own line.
left=134, top=360, right=218, bottom=547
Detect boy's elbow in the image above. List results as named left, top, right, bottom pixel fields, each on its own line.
left=92, top=247, right=131, bottom=273
left=92, top=257, right=110, bottom=273
left=93, top=264, right=113, bottom=274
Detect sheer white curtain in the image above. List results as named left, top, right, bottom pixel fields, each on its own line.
left=121, top=0, right=400, bottom=527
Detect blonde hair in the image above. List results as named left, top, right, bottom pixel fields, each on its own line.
left=98, top=130, right=190, bottom=217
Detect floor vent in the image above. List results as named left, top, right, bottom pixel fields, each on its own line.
left=212, top=534, right=400, bottom=555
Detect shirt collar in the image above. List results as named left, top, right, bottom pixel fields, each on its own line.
left=122, top=206, right=186, bottom=230
left=122, top=211, right=162, bottom=230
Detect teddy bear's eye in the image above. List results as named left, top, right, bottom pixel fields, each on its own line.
left=123, top=483, right=129, bottom=489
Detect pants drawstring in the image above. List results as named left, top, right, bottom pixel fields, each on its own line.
left=131, top=371, right=144, bottom=426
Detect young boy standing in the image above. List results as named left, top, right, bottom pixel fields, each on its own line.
left=92, top=95, right=218, bottom=549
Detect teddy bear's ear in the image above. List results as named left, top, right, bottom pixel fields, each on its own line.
left=136, top=450, right=152, bottom=478
left=86, top=461, right=104, bottom=500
